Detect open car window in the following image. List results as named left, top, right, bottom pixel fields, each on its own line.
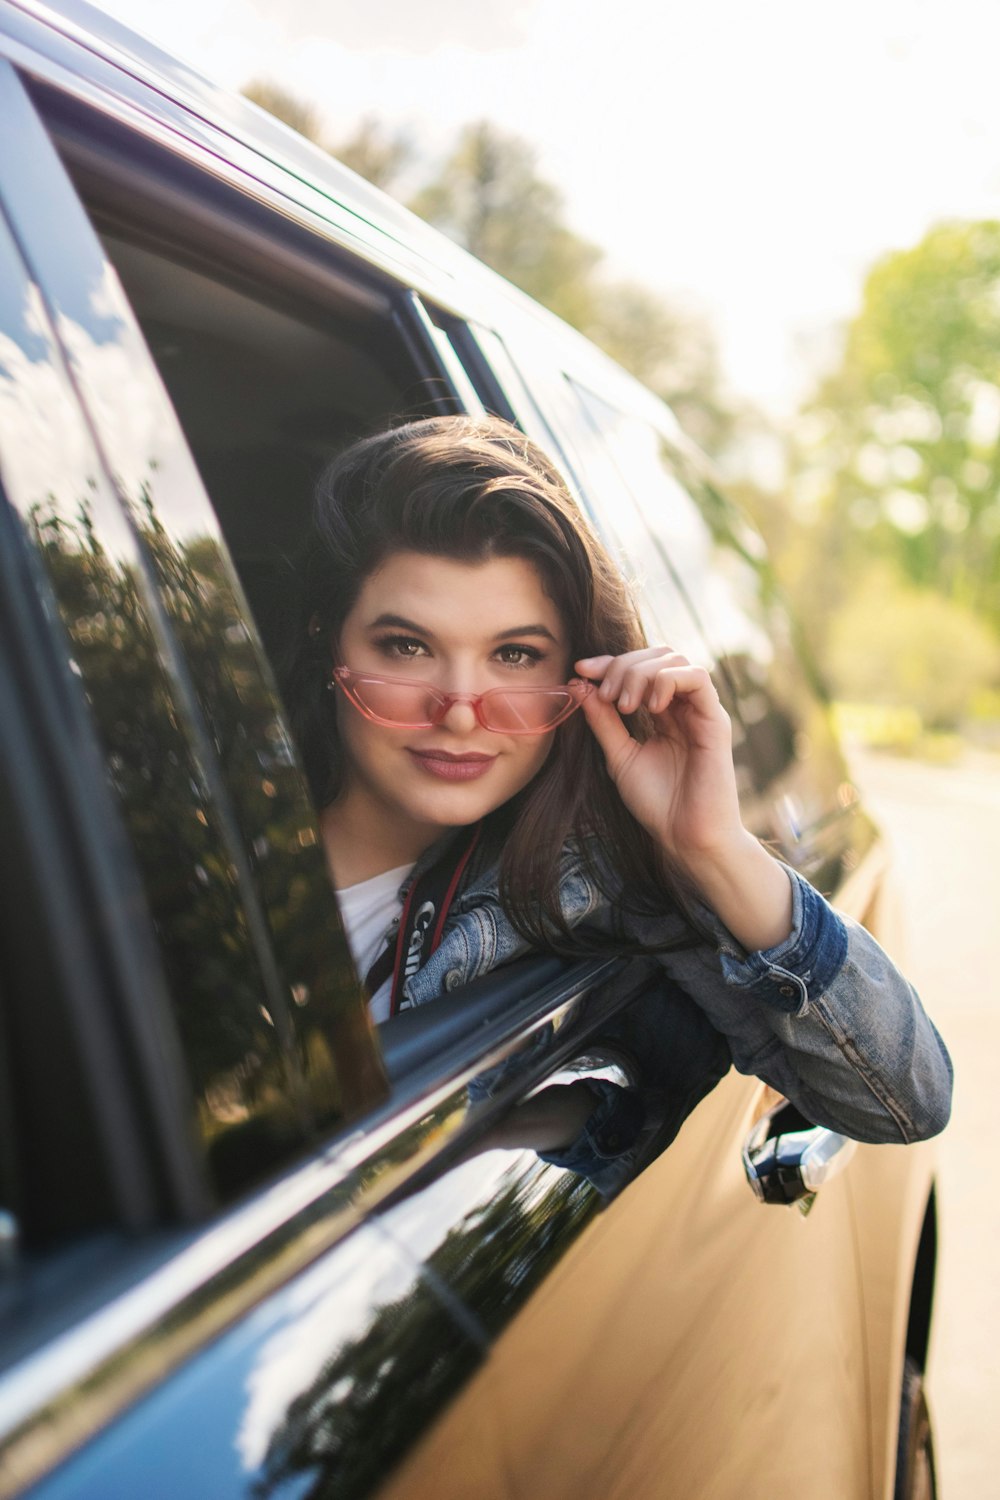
left=22, top=80, right=603, bottom=1119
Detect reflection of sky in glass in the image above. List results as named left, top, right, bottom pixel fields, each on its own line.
left=378, top=1150, right=535, bottom=1264
left=0, top=257, right=50, bottom=365
left=0, top=70, right=231, bottom=547
left=236, top=1228, right=412, bottom=1472
left=0, top=225, right=218, bottom=562
left=0, top=310, right=92, bottom=504
left=55, top=260, right=228, bottom=544
left=0, top=82, right=123, bottom=351
left=0, top=243, right=136, bottom=564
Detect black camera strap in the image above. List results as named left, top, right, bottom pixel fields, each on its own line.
left=365, top=822, right=483, bottom=1017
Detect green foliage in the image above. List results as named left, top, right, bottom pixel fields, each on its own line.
left=826, top=566, right=1000, bottom=730
left=28, top=483, right=361, bottom=1190
left=797, top=219, right=1000, bottom=634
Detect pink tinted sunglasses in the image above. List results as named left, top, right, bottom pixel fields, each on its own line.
left=331, top=665, right=592, bottom=735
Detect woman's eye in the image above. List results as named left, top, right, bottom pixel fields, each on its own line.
left=376, top=635, right=428, bottom=659
left=496, top=644, right=543, bottom=668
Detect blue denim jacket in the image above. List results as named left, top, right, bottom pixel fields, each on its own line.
left=397, top=842, right=953, bottom=1189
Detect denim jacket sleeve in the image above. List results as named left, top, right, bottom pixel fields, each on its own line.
left=642, top=864, right=953, bottom=1146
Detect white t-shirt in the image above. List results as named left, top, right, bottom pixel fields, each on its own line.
left=336, top=863, right=413, bottom=1023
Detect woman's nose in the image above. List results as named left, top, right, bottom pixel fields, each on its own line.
left=439, top=694, right=481, bottom=733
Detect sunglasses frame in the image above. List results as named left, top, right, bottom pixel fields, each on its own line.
left=331, top=665, right=590, bottom=735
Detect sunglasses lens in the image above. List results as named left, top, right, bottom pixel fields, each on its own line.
left=350, top=677, right=437, bottom=726
left=480, top=688, right=575, bottom=733
left=338, top=671, right=583, bottom=733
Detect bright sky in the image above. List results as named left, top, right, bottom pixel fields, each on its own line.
left=96, top=0, right=1000, bottom=418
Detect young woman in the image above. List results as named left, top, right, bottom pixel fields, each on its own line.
left=284, top=414, right=951, bottom=1187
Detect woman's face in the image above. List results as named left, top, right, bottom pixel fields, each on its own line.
left=332, top=550, right=572, bottom=852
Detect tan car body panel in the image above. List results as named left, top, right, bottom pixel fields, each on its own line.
left=382, top=1074, right=871, bottom=1499
left=381, top=845, right=934, bottom=1500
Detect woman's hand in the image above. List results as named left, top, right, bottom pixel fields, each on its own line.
left=574, top=647, right=740, bottom=860
left=574, top=647, right=793, bottom=952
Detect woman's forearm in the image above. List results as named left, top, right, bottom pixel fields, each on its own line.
left=677, top=830, right=794, bottom=955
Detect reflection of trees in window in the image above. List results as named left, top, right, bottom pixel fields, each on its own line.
left=429, top=1159, right=596, bottom=1336
left=252, top=1272, right=478, bottom=1500
left=124, top=487, right=366, bottom=1126
left=252, top=1163, right=595, bottom=1499
left=26, top=490, right=362, bottom=1195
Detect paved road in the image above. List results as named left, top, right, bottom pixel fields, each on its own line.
left=847, top=747, right=1000, bottom=1500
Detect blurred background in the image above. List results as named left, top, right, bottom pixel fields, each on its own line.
left=94, top=0, right=1000, bottom=1489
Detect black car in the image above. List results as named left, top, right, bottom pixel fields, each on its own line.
left=0, top=3, right=939, bottom=1497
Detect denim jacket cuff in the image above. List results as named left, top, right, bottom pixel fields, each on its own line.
left=711, top=866, right=849, bottom=1017
left=539, top=1081, right=644, bottom=1170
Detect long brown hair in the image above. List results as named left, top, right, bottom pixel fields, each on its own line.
left=284, top=414, right=690, bottom=950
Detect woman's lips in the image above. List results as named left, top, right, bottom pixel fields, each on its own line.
left=407, top=749, right=497, bottom=781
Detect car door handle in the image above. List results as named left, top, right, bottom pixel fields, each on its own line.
left=742, top=1101, right=857, bottom=1213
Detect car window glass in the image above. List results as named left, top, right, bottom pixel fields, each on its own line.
left=568, top=380, right=865, bottom=879
left=0, top=219, right=333, bottom=1204
left=451, top=323, right=605, bottom=527
left=0, top=79, right=406, bottom=1201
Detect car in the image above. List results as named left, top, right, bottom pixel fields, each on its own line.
left=0, top=3, right=939, bottom=1497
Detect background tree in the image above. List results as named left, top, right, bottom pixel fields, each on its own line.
left=736, top=219, right=1000, bottom=735
left=408, top=121, right=603, bottom=330
left=793, top=221, right=1000, bottom=634
left=243, top=79, right=325, bottom=144
left=407, top=121, right=733, bottom=452
left=825, top=565, right=1000, bottom=730
left=332, top=115, right=413, bottom=192
left=242, top=88, right=736, bottom=458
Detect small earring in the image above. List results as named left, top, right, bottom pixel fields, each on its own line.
left=325, top=675, right=337, bottom=692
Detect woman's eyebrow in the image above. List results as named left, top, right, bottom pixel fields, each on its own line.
left=369, top=613, right=558, bottom=644
left=368, top=613, right=426, bottom=632
left=492, top=624, right=559, bottom=643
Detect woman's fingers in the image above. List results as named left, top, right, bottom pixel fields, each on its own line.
left=575, top=649, right=716, bottom=719
left=577, top=646, right=679, bottom=692
left=574, top=680, right=638, bottom=770
left=577, top=648, right=675, bottom=707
